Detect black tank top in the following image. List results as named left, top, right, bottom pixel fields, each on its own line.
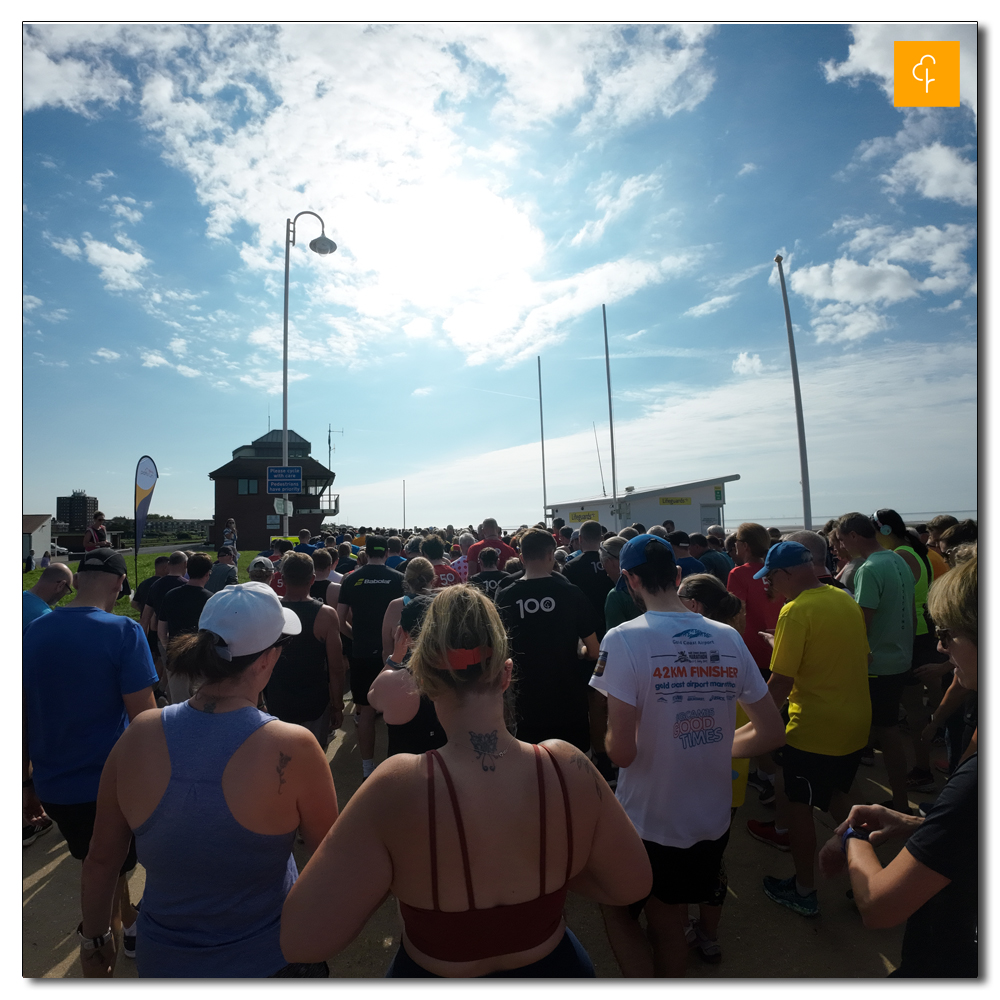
left=266, top=598, right=329, bottom=723
left=310, top=579, right=331, bottom=602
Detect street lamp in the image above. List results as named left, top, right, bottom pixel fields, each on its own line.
left=282, top=211, right=337, bottom=536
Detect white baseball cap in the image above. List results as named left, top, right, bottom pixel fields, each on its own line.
left=198, top=582, right=301, bottom=659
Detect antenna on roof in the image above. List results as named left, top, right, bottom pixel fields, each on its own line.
left=267, top=403, right=270, bottom=433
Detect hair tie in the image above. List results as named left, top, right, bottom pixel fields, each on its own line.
left=444, top=646, right=491, bottom=670
left=204, top=630, right=232, bottom=661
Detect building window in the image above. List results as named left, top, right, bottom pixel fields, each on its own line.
left=238, top=479, right=259, bottom=495
left=266, top=515, right=280, bottom=529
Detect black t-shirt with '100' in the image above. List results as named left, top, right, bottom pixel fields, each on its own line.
left=897, top=753, right=978, bottom=977
left=469, top=570, right=511, bottom=600
left=496, top=573, right=599, bottom=751
left=338, top=564, right=404, bottom=659
left=562, top=550, right=613, bottom=638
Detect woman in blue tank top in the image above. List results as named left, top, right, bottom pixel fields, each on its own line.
left=79, top=582, right=339, bottom=977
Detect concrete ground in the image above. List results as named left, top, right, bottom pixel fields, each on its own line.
left=25, top=707, right=938, bottom=979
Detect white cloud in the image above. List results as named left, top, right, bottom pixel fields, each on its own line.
left=94, top=348, right=120, bottom=361
left=238, top=370, right=309, bottom=395
left=732, top=352, right=764, bottom=375
left=930, top=299, right=963, bottom=313
left=571, top=173, right=661, bottom=246
left=175, top=365, right=200, bottom=378
left=403, top=318, right=434, bottom=340
left=48, top=235, right=82, bottom=259
left=23, top=294, right=43, bottom=312
left=104, top=194, right=144, bottom=223
left=42, top=309, right=69, bottom=323
left=715, top=262, right=769, bottom=292
left=624, top=329, right=646, bottom=341
left=168, top=338, right=188, bottom=356
left=880, top=143, right=977, bottom=207
left=684, top=294, right=736, bottom=318
left=737, top=162, right=758, bottom=176
left=86, top=169, right=115, bottom=190
left=411, top=386, right=432, bottom=396
left=791, top=257, right=918, bottom=307
left=822, top=23, right=978, bottom=118
left=81, top=236, right=151, bottom=292
left=141, top=351, right=170, bottom=367
left=22, top=24, right=719, bottom=367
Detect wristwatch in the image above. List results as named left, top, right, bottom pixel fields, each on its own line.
left=385, top=656, right=403, bottom=669
left=841, top=825, right=871, bottom=854
left=77, top=923, right=114, bottom=950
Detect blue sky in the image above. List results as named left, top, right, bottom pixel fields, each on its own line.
left=22, top=22, right=978, bottom=529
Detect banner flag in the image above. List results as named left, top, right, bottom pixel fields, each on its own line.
left=134, top=456, right=159, bottom=583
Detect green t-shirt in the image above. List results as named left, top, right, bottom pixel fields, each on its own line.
left=604, top=586, right=641, bottom=630
left=853, top=549, right=915, bottom=676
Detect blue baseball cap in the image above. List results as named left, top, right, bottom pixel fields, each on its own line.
left=752, top=541, right=813, bottom=579
left=619, top=533, right=675, bottom=572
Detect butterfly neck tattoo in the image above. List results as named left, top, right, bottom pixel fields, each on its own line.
left=451, top=729, right=517, bottom=771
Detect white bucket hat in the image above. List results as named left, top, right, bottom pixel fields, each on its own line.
left=198, top=582, right=301, bottom=660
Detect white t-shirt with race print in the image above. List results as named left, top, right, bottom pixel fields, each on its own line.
left=590, top=610, right=768, bottom=848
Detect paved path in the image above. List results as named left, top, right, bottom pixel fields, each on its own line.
left=25, top=707, right=931, bottom=979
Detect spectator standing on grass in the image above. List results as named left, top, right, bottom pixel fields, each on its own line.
left=206, top=547, right=239, bottom=594
left=84, top=512, right=112, bottom=552
left=40, top=550, right=51, bottom=569
left=23, top=548, right=157, bottom=975
left=222, top=519, right=239, bottom=564
left=25, top=549, right=36, bottom=573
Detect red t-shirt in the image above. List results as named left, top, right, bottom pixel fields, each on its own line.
left=468, top=537, right=518, bottom=572
left=433, top=563, right=463, bottom=588
left=270, top=571, right=286, bottom=599
left=727, top=562, right=784, bottom=674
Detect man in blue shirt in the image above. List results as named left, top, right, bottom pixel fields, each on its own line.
left=23, top=548, right=158, bottom=973
left=23, top=563, right=73, bottom=630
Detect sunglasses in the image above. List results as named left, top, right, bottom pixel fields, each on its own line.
left=935, top=626, right=954, bottom=648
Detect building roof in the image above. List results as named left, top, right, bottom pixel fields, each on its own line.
left=252, top=429, right=309, bottom=445
left=548, top=474, right=740, bottom=507
left=208, top=456, right=336, bottom=480
left=23, top=514, right=51, bottom=534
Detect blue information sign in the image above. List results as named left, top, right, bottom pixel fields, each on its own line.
left=267, top=466, right=303, bottom=495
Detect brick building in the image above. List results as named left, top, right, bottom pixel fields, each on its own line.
left=208, top=430, right=338, bottom=553
left=56, top=489, right=98, bottom=532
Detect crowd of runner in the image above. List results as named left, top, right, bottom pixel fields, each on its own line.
left=22, top=510, right=978, bottom=978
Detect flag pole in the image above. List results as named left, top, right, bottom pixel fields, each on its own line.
left=538, top=356, right=548, bottom=525
left=603, top=305, right=619, bottom=530
left=774, top=255, right=812, bottom=530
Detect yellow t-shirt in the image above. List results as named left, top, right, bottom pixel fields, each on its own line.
left=770, top=585, right=872, bottom=756
left=928, top=547, right=949, bottom=582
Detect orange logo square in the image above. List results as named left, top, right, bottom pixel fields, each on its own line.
left=894, top=41, right=960, bottom=107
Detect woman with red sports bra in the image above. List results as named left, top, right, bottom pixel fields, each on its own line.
left=282, top=584, right=651, bottom=977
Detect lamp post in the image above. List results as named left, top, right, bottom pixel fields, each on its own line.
left=773, top=254, right=812, bottom=530
left=282, top=211, right=337, bottom=536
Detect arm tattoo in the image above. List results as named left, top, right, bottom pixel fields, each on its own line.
left=573, top=753, right=603, bottom=800
left=468, top=730, right=501, bottom=772
left=276, top=751, right=292, bottom=793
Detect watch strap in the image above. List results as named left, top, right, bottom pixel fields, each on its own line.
left=77, top=923, right=114, bottom=950
left=841, top=825, right=871, bottom=854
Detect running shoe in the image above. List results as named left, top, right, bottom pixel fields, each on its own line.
left=123, top=901, right=141, bottom=959
left=746, top=771, right=772, bottom=794
left=934, top=761, right=954, bottom=776
left=859, top=748, right=875, bottom=767
left=905, top=767, right=935, bottom=791
left=22, top=817, right=53, bottom=847
left=758, top=783, right=776, bottom=807
left=762, top=875, right=819, bottom=917
left=689, top=921, right=722, bottom=964
left=746, top=819, right=790, bottom=851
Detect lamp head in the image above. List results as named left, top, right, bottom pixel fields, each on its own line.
left=309, top=234, right=338, bottom=255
